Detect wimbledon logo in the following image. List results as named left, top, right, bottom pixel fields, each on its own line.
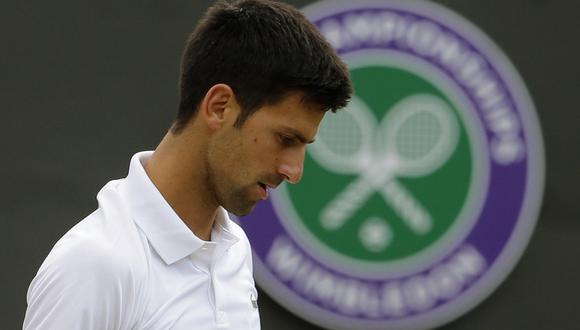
left=239, top=1, right=544, bottom=329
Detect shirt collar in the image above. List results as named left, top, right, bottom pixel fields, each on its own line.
left=118, top=151, right=240, bottom=265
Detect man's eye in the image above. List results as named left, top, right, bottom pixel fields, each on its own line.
left=279, top=135, right=295, bottom=146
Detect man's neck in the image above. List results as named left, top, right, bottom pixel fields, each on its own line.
left=143, top=130, right=217, bottom=241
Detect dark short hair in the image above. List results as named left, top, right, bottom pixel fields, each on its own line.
left=174, top=0, right=352, bottom=132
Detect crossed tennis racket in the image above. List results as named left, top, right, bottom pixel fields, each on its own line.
left=308, top=94, right=459, bottom=245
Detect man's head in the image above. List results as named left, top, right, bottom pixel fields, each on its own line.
left=175, top=0, right=352, bottom=132
left=171, top=0, right=352, bottom=216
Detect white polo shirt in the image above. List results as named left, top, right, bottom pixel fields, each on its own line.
left=24, top=151, right=260, bottom=330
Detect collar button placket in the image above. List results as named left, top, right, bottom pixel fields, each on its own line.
left=210, top=245, right=230, bottom=328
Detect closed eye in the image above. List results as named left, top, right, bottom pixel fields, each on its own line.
left=278, top=134, right=297, bottom=147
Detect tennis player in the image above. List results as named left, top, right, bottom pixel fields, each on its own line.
left=23, top=0, right=351, bottom=329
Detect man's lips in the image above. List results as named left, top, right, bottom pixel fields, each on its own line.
left=257, top=182, right=279, bottom=200
left=257, top=183, right=269, bottom=200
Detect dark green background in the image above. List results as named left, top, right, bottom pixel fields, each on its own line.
left=1, top=1, right=578, bottom=329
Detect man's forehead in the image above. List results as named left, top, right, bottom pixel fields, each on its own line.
left=263, top=91, right=324, bottom=115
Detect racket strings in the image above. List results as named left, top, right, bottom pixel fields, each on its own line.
left=395, top=112, right=443, bottom=162
left=317, top=113, right=365, bottom=157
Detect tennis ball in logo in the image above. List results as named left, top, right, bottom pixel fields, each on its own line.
left=285, top=65, right=473, bottom=262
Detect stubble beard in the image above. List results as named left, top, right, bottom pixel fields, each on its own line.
left=204, top=150, right=257, bottom=217
left=223, top=185, right=257, bottom=217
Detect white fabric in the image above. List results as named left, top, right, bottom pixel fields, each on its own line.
left=24, top=151, right=260, bottom=330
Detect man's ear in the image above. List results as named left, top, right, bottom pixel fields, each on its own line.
left=199, top=84, right=238, bottom=130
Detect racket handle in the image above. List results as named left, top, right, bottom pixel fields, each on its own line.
left=320, top=177, right=374, bottom=230
left=381, top=180, right=432, bottom=234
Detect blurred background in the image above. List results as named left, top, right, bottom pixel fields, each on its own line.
left=1, top=0, right=578, bottom=329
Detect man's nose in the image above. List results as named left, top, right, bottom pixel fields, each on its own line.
left=278, top=150, right=305, bottom=184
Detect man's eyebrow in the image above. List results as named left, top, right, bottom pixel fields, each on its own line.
left=281, top=127, right=316, bottom=144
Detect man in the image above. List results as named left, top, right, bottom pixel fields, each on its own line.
left=23, top=0, right=351, bottom=329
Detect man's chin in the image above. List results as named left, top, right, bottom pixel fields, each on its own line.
left=224, top=201, right=259, bottom=217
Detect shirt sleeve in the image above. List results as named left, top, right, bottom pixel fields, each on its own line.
left=23, top=237, right=138, bottom=330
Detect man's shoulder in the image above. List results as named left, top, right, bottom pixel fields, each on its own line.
left=44, top=180, right=148, bottom=281
left=46, top=227, right=132, bottom=281
left=24, top=181, right=147, bottom=330
left=45, top=211, right=144, bottom=283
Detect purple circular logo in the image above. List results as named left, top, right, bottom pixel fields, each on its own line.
left=238, top=1, right=544, bottom=329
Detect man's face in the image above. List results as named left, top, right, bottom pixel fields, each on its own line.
left=205, top=93, right=325, bottom=216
